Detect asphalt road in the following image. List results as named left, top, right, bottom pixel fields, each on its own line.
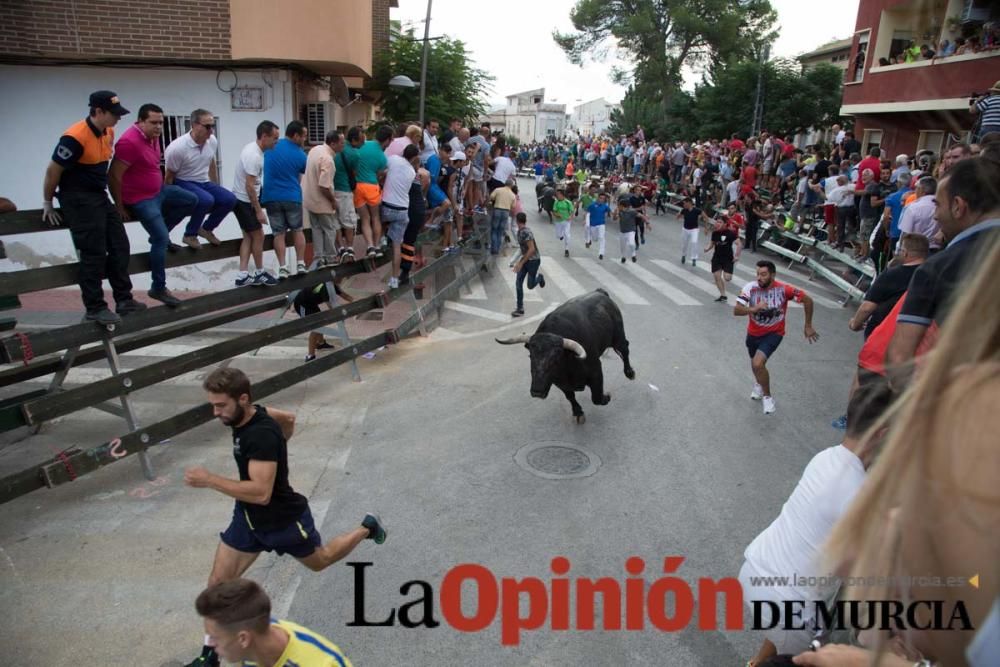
left=0, top=177, right=863, bottom=666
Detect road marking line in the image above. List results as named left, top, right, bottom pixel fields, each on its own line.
left=714, top=262, right=841, bottom=308
left=272, top=499, right=330, bottom=619
left=571, top=257, right=650, bottom=305
left=442, top=301, right=511, bottom=322
left=497, top=264, right=543, bottom=301
left=622, top=261, right=700, bottom=305
left=426, top=305, right=558, bottom=341
left=648, top=260, right=721, bottom=301
left=539, top=258, right=587, bottom=299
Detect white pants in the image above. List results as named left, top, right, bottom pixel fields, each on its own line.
left=535, top=174, right=543, bottom=184
left=681, top=228, right=700, bottom=261
left=582, top=213, right=591, bottom=242
left=620, top=231, right=636, bottom=258
left=555, top=220, right=571, bottom=250
left=589, top=224, right=606, bottom=255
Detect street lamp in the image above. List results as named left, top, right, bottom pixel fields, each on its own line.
left=388, top=75, right=418, bottom=90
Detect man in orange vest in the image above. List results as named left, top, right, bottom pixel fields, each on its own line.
left=42, top=91, right=145, bottom=325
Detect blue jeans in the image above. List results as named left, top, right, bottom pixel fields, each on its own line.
left=173, top=179, right=236, bottom=237
left=130, top=185, right=198, bottom=290
left=515, top=258, right=541, bottom=310
left=490, top=209, right=509, bottom=254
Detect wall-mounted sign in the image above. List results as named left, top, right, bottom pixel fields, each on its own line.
left=231, top=86, right=265, bottom=111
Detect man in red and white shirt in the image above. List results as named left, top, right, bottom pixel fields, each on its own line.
left=734, top=260, right=819, bottom=414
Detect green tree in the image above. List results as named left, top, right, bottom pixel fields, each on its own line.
left=371, top=31, right=495, bottom=126
left=554, top=0, right=777, bottom=113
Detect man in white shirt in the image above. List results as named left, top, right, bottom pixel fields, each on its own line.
left=231, top=120, right=280, bottom=287
left=164, top=108, right=236, bottom=249
left=488, top=149, right=517, bottom=194
left=420, top=118, right=440, bottom=165
left=380, top=144, right=418, bottom=288
left=896, top=176, right=941, bottom=251
left=825, top=175, right=856, bottom=250
left=738, top=387, right=890, bottom=667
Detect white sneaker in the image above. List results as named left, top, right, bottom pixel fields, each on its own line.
left=388, top=276, right=400, bottom=289
left=762, top=396, right=776, bottom=414
left=750, top=383, right=763, bottom=400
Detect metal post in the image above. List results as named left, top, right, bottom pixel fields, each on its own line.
left=101, top=332, right=155, bottom=480
left=325, top=279, right=362, bottom=382
left=418, top=0, right=432, bottom=125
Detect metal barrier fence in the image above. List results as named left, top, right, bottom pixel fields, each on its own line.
left=0, top=208, right=490, bottom=504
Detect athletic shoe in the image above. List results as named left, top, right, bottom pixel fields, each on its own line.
left=564, top=249, right=569, bottom=258
left=362, top=513, right=387, bottom=544
left=184, top=647, right=219, bottom=667
left=254, top=270, right=279, bottom=287
left=278, top=266, right=290, bottom=280
left=304, top=353, right=316, bottom=362
left=538, top=273, right=546, bottom=288
left=750, top=383, right=763, bottom=400
left=116, top=299, right=147, bottom=315
left=235, top=272, right=254, bottom=287
left=85, top=308, right=121, bottom=325
left=762, top=396, right=776, bottom=414
left=586, top=242, right=592, bottom=248
left=511, top=309, right=525, bottom=317
left=148, top=288, right=181, bottom=307
left=714, top=295, right=728, bottom=302
left=343, top=249, right=356, bottom=263
left=388, top=276, right=400, bottom=289
left=831, top=414, right=848, bottom=430
left=316, top=341, right=335, bottom=350
left=599, top=254, right=604, bottom=260
left=621, top=257, right=626, bottom=264
left=296, top=261, right=307, bottom=275
left=692, top=259, right=697, bottom=267
left=366, top=246, right=377, bottom=258
left=631, top=256, right=637, bottom=263
left=681, top=256, right=686, bottom=264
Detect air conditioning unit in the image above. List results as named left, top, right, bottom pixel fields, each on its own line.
left=302, top=102, right=333, bottom=144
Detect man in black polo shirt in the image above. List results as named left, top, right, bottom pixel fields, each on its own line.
left=183, top=367, right=387, bottom=667
left=42, top=91, right=146, bottom=324
left=886, top=157, right=1000, bottom=389
left=848, top=233, right=927, bottom=338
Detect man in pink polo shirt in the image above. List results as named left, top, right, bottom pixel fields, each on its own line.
left=110, top=103, right=197, bottom=307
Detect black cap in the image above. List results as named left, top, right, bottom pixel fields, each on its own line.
left=88, top=90, right=129, bottom=116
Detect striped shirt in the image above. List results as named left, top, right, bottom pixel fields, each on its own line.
left=976, top=95, right=1000, bottom=128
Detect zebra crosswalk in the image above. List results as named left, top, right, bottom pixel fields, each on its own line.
left=446, top=249, right=847, bottom=325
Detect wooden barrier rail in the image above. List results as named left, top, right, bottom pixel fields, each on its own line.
left=0, top=204, right=492, bottom=504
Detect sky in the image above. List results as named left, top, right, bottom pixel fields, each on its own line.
left=393, top=0, right=860, bottom=111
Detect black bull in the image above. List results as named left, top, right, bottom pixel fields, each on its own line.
left=496, top=289, right=635, bottom=423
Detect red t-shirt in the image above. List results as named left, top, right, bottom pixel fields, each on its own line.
left=855, top=156, right=881, bottom=189
left=726, top=212, right=745, bottom=230
left=737, top=279, right=804, bottom=337
left=740, top=165, right=758, bottom=194
left=114, top=123, right=163, bottom=205
left=857, top=292, right=939, bottom=375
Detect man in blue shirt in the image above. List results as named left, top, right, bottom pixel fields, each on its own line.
left=262, top=121, right=308, bottom=278
left=587, top=192, right=612, bottom=259
left=882, top=175, right=912, bottom=263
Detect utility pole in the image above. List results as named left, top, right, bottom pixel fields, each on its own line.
left=418, top=0, right=432, bottom=125
left=751, top=44, right=770, bottom=136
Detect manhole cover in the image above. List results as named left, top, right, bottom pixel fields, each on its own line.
left=514, top=441, right=601, bottom=480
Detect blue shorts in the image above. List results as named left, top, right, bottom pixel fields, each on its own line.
left=220, top=505, right=321, bottom=559
left=264, top=201, right=304, bottom=233
left=427, top=184, right=447, bottom=208
left=746, top=332, right=783, bottom=359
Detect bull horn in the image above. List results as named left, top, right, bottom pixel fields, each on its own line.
left=495, top=334, right=531, bottom=345
left=561, top=338, right=587, bottom=359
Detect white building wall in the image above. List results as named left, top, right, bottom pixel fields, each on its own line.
left=0, top=64, right=297, bottom=291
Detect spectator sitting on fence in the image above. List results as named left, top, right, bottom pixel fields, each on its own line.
left=110, top=103, right=198, bottom=308
left=293, top=277, right=353, bottom=362
left=42, top=90, right=146, bottom=325
left=164, top=108, right=236, bottom=250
